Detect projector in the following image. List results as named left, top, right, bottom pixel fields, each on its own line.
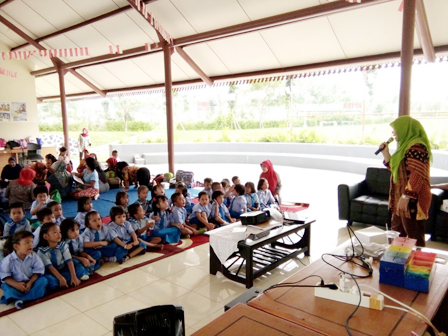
left=240, top=211, right=270, bottom=225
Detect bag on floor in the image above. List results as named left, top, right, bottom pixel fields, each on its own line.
left=153, top=174, right=164, bottom=186
left=180, top=171, right=195, bottom=188
left=175, top=170, right=184, bottom=182
left=50, top=189, right=62, bottom=203
left=107, top=177, right=120, bottom=189
left=19, top=139, right=27, bottom=149
left=163, top=172, right=174, bottom=182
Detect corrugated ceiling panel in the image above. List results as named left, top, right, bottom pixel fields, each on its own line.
left=102, top=59, right=157, bottom=87
left=181, top=44, right=231, bottom=77
left=63, top=25, right=115, bottom=59
left=424, top=0, right=448, bottom=46
left=0, top=10, right=34, bottom=44
left=76, top=65, right=125, bottom=89
left=207, top=32, right=282, bottom=73
left=63, top=0, right=121, bottom=21
left=64, top=72, right=97, bottom=93
left=239, top=0, right=319, bottom=20
left=124, top=10, right=158, bottom=43
left=0, top=32, right=18, bottom=48
left=35, top=76, right=59, bottom=96
left=171, top=52, right=201, bottom=80
left=170, top=0, right=249, bottom=33
left=260, top=18, right=345, bottom=67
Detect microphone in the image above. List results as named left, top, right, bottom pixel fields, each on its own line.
left=375, top=137, right=394, bottom=155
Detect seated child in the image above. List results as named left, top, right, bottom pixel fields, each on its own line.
left=151, top=184, right=165, bottom=203
left=188, top=191, right=214, bottom=231
left=105, top=150, right=119, bottom=172
left=134, top=185, right=152, bottom=214
left=211, top=191, right=236, bottom=227
left=47, top=201, right=65, bottom=225
left=61, top=219, right=101, bottom=274
left=171, top=192, right=202, bottom=236
left=202, top=178, right=213, bottom=200
left=232, top=176, right=241, bottom=186
left=245, top=182, right=260, bottom=211
left=257, top=178, right=276, bottom=209
left=115, top=191, right=129, bottom=217
left=222, top=179, right=234, bottom=207
left=175, top=182, right=192, bottom=213
left=228, top=184, right=247, bottom=219
left=3, top=202, right=31, bottom=238
left=83, top=211, right=119, bottom=262
left=149, top=195, right=181, bottom=244
left=211, top=182, right=223, bottom=193
left=74, top=196, right=94, bottom=231
left=0, top=231, right=48, bottom=309
left=108, top=206, right=146, bottom=264
left=128, top=203, right=163, bottom=249
left=37, top=222, right=89, bottom=290
left=30, top=186, right=51, bottom=220
left=33, top=208, right=55, bottom=249
left=58, top=146, right=72, bottom=172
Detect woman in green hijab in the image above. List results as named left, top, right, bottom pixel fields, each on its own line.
left=379, top=116, right=432, bottom=246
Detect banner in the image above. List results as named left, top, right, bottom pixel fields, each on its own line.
left=0, top=66, right=17, bottom=78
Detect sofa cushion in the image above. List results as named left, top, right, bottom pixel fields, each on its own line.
left=365, top=168, right=390, bottom=196
left=351, top=195, right=389, bottom=226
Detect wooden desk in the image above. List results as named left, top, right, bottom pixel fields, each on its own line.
left=0, top=147, right=56, bottom=168
left=192, top=303, right=327, bottom=336
left=248, top=251, right=448, bottom=336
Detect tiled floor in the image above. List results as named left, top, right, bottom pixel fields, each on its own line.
left=1, top=164, right=446, bottom=335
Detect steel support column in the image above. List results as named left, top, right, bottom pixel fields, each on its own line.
left=398, top=0, right=416, bottom=116
left=57, top=66, right=70, bottom=152
left=163, top=42, right=175, bottom=173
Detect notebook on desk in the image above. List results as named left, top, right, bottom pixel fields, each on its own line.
left=283, top=211, right=308, bottom=224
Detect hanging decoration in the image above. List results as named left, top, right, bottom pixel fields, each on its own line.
left=0, top=66, right=17, bottom=78
left=0, top=47, right=89, bottom=60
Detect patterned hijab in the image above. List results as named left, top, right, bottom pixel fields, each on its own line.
left=52, top=160, right=71, bottom=187
left=389, top=116, right=432, bottom=183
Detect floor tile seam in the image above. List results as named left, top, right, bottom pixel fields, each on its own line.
left=59, top=289, right=127, bottom=312
left=2, top=315, right=29, bottom=336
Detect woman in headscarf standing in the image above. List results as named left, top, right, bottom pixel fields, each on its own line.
left=78, top=128, right=91, bottom=161
left=379, top=116, right=432, bottom=247
left=5, top=168, right=36, bottom=209
left=1, top=157, right=22, bottom=188
left=259, top=160, right=282, bottom=202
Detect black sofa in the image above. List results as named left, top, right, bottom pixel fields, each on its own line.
left=338, top=167, right=443, bottom=240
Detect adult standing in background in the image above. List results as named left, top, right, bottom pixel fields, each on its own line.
left=259, top=159, right=282, bottom=202
left=1, top=157, right=22, bottom=188
left=379, top=116, right=432, bottom=247
left=78, top=127, right=91, bottom=161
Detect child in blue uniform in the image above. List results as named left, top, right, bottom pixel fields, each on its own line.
left=61, top=219, right=101, bottom=274
left=229, top=184, right=247, bottom=219
left=202, top=178, right=213, bottom=200
left=175, top=182, right=192, bottom=213
left=211, top=191, right=236, bottom=226
left=245, top=182, right=260, bottom=211
left=33, top=208, right=55, bottom=249
left=83, top=211, right=119, bottom=262
left=115, top=191, right=129, bottom=217
left=3, top=202, right=31, bottom=238
left=150, top=195, right=181, bottom=244
left=108, top=206, right=146, bottom=264
left=188, top=191, right=214, bottom=230
left=0, top=231, right=48, bottom=309
left=171, top=192, right=199, bottom=236
left=257, top=178, right=276, bottom=209
left=74, top=196, right=93, bottom=231
left=37, top=222, right=89, bottom=290
left=30, top=186, right=51, bottom=220
left=47, top=201, right=66, bottom=226
left=134, top=185, right=152, bottom=214
left=128, top=203, right=163, bottom=249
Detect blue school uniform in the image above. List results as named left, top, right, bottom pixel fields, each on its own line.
left=30, top=199, right=51, bottom=220
left=245, top=193, right=260, bottom=209
left=149, top=211, right=181, bottom=244
left=202, top=188, right=213, bottom=200
left=129, top=217, right=152, bottom=242
left=257, top=190, right=275, bottom=209
left=74, top=211, right=88, bottom=230
left=172, top=206, right=187, bottom=225
left=66, top=236, right=101, bottom=274
left=109, top=221, right=146, bottom=260
left=0, top=251, right=47, bottom=304
left=55, top=216, right=66, bottom=226
left=135, top=199, right=152, bottom=213
left=210, top=202, right=231, bottom=225
left=229, top=195, right=247, bottom=218
left=82, top=225, right=118, bottom=259
left=37, top=241, right=88, bottom=289
left=3, top=218, right=32, bottom=238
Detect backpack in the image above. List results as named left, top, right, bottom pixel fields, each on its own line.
left=19, top=139, right=27, bottom=149
left=180, top=171, right=195, bottom=188
left=0, top=138, right=5, bottom=148
left=153, top=174, right=164, bottom=185
left=175, top=170, right=184, bottom=182
left=163, top=172, right=174, bottom=182
left=6, top=140, right=20, bottom=149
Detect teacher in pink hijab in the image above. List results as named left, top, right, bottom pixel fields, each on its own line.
left=260, top=160, right=282, bottom=201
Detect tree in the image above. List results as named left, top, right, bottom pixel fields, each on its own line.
left=110, top=96, right=144, bottom=132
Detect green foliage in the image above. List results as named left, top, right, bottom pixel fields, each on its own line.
left=39, top=121, right=155, bottom=132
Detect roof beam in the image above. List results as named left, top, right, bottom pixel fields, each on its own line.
left=415, top=0, right=435, bottom=62
left=30, top=0, right=394, bottom=79
left=0, top=15, right=106, bottom=97
left=9, top=0, right=159, bottom=52
left=0, top=0, right=15, bottom=9
left=36, top=44, right=448, bottom=101
left=175, top=47, right=213, bottom=86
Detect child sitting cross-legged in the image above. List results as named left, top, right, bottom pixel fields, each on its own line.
left=30, top=186, right=51, bottom=220
left=149, top=195, right=181, bottom=244
left=109, top=206, right=146, bottom=264
left=60, top=219, right=101, bottom=274
left=257, top=178, right=277, bottom=210
left=47, top=201, right=65, bottom=226
left=188, top=191, right=214, bottom=231
left=245, top=182, right=260, bottom=211
left=134, top=185, right=152, bottom=215
left=33, top=207, right=55, bottom=249
left=175, top=182, right=192, bottom=213
left=115, top=191, right=129, bottom=217
left=0, top=231, right=48, bottom=310
left=202, top=178, right=213, bottom=200
left=229, top=184, right=247, bottom=219
left=171, top=192, right=204, bottom=237
left=74, top=196, right=93, bottom=231
left=37, top=222, right=89, bottom=290
left=3, top=202, right=31, bottom=238
left=128, top=203, right=163, bottom=250
left=211, top=191, right=236, bottom=227
left=83, top=211, right=119, bottom=263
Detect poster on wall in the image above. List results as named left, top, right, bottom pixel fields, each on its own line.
left=0, top=103, right=11, bottom=122
left=11, top=102, right=27, bottom=121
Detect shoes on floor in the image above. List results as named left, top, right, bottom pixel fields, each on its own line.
left=80, top=275, right=90, bottom=281
left=119, top=256, right=130, bottom=264
left=14, top=300, right=23, bottom=310
left=104, top=256, right=117, bottom=262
